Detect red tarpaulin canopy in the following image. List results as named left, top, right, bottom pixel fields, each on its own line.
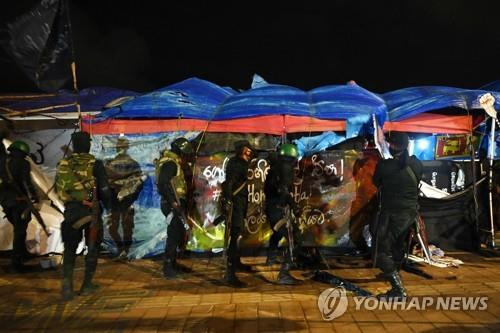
left=384, top=113, right=472, bottom=134
left=82, top=115, right=346, bottom=135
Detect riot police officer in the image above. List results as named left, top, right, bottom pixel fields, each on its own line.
left=156, top=137, right=193, bottom=279
left=264, top=143, right=301, bottom=285
left=372, top=131, right=423, bottom=299
left=0, top=140, right=39, bottom=272
left=221, top=140, right=254, bottom=287
left=56, top=131, right=111, bottom=301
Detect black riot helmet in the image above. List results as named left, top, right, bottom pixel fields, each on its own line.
left=171, top=137, right=193, bottom=156
left=386, top=132, right=409, bottom=155
left=72, top=131, right=91, bottom=153
left=234, top=140, right=255, bottom=161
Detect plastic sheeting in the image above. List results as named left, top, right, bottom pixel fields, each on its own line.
left=382, top=86, right=500, bottom=121
left=94, top=78, right=237, bottom=121
left=83, top=115, right=346, bottom=135
left=89, top=132, right=377, bottom=257
left=94, top=78, right=387, bottom=123
left=0, top=0, right=72, bottom=92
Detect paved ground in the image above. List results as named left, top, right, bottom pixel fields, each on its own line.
left=0, top=251, right=499, bottom=332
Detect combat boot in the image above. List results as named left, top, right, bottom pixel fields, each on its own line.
left=163, top=258, right=177, bottom=279
left=61, top=277, right=74, bottom=301
left=277, top=262, right=301, bottom=285
left=11, top=256, right=26, bottom=274
left=377, top=271, right=407, bottom=300
left=79, top=271, right=100, bottom=295
left=224, top=261, right=246, bottom=288
left=265, top=248, right=279, bottom=266
left=235, top=256, right=252, bottom=272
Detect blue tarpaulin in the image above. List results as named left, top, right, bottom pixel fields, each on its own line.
left=95, top=78, right=387, bottom=123
left=382, top=86, right=500, bottom=121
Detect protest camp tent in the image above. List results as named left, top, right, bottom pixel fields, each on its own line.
left=80, top=78, right=500, bottom=257
left=81, top=78, right=389, bottom=257
left=3, top=78, right=499, bottom=257
left=0, top=87, right=138, bottom=254
left=379, top=86, right=500, bottom=251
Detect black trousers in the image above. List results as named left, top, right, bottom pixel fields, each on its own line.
left=61, top=202, right=103, bottom=282
left=4, top=201, right=31, bottom=264
left=226, top=195, right=247, bottom=264
left=161, top=199, right=186, bottom=261
left=374, top=209, right=416, bottom=274
left=266, top=203, right=294, bottom=263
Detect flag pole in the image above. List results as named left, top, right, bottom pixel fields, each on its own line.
left=65, top=0, right=81, bottom=130
left=479, top=93, right=498, bottom=248
left=487, top=115, right=496, bottom=247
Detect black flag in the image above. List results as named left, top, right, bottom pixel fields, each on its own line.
left=1, top=0, right=73, bottom=92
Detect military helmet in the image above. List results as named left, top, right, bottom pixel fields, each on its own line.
left=234, top=140, right=254, bottom=153
left=386, top=132, right=409, bottom=151
left=171, top=137, right=193, bottom=155
left=71, top=131, right=91, bottom=143
left=279, top=143, right=299, bottom=158
left=8, top=140, right=30, bottom=155
left=71, top=131, right=92, bottom=153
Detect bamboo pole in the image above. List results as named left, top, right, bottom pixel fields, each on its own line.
left=0, top=103, right=77, bottom=117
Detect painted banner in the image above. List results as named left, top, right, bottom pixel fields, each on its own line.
left=92, top=132, right=378, bottom=258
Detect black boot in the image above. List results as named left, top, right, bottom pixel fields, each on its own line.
left=80, top=271, right=100, bottom=295
left=61, top=277, right=74, bottom=301
left=11, top=255, right=26, bottom=273
left=265, top=249, right=279, bottom=266
left=277, top=262, right=301, bottom=285
left=235, top=256, right=252, bottom=272
left=163, top=258, right=178, bottom=279
left=224, top=261, right=246, bottom=288
left=377, top=271, right=407, bottom=299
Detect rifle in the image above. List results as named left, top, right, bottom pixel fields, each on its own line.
left=5, top=158, right=50, bottom=236
left=22, top=181, right=50, bottom=237
left=87, top=186, right=100, bottom=244
left=413, top=213, right=433, bottom=264
left=273, top=205, right=296, bottom=264
left=371, top=188, right=382, bottom=268
left=308, top=270, right=373, bottom=297
left=222, top=199, right=233, bottom=260
left=170, top=179, right=189, bottom=231
left=285, top=206, right=295, bottom=265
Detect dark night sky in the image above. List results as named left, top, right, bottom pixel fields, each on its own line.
left=1, top=0, right=500, bottom=94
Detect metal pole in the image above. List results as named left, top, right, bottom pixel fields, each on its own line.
left=488, top=116, right=496, bottom=248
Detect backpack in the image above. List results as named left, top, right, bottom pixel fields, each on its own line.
left=55, top=153, right=96, bottom=203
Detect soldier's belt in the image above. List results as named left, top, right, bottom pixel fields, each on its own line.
left=72, top=215, right=93, bottom=229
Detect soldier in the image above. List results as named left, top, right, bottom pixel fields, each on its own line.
left=0, top=140, right=39, bottom=272
left=220, top=140, right=254, bottom=287
left=56, top=131, right=111, bottom=301
left=156, top=137, right=193, bottom=279
left=105, top=137, right=144, bottom=258
left=372, top=131, right=423, bottom=299
left=264, top=143, right=301, bottom=285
